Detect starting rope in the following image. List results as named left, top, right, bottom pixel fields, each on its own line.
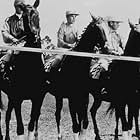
left=0, top=45, right=140, bottom=62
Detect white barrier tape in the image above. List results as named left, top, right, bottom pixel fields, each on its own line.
left=0, top=45, right=140, bottom=62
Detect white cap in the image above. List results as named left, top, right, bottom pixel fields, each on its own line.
left=14, top=0, right=25, bottom=6
left=105, top=16, right=123, bottom=23
left=66, top=10, right=79, bottom=16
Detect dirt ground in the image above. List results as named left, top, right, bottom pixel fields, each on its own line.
left=0, top=92, right=138, bottom=140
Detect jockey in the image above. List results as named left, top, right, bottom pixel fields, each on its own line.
left=1, top=0, right=26, bottom=46
left=1, top=0, right=40, bottom=63
left=1, top=0, right=27, bottom=43
left=90, top=16, right=124, bottom=80
left=0, top=0, right=26, bottom=75
left=0, top=0, right=41, bottom=82
left=57, top=10, right=80, bottom=49
left=43, top=10, right=80, bottom=73
left=104, top=16, right=124, bottom=55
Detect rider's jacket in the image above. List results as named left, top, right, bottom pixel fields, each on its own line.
left=57, top=22, right=79, bottom=49
left=1, top=13, right=25, bottom=44
left=104, top=28, right=124, bottom=55
left=101, top=22, right=124, bottom=56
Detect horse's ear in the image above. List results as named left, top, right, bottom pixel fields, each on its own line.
left=33, top=0, right=40, bottom=8
left=89, top=12, right=98, bottom=23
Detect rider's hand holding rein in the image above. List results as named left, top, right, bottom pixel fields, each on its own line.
left=1, top=0, right=26, bottom=45
left=1, top=0, right=27, bottom=62
left=57, top=10, right=80, bottom=49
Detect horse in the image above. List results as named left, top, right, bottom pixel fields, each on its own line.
left=0, top=1, right=48, bottom=140
left=43, top=16, right=108, bottom=140
left=86, top=19, right=140, bottom=140
left=89, top=74, right=140, bottom=140
left=105, top=24, right=140, bottom=140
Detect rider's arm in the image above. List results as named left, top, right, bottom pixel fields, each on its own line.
left=57, top=22, right=75, bottom=49
left=57, top=23, right=68, bottom=48
left=1, top=18, right=18, bottom=44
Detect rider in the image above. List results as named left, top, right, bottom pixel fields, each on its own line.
left=44, top=10, right=80, bottom=75
left=1, top=0, right=26, bottom=63
left=101, top=16, right=125, bottom=89
left=90, top=16, right=124, bottom=80
left=57, top=10, right=80, bottom=49
left=104, top=16, right=124, bottom=55
left=1, top=0, right=40, bottom=63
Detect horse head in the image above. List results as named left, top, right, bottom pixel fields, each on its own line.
left=124, top=28, right=140, bottom=57
left=58, top=16, right=107, bottom=80
left=22, top=4, right=40, bottom=42
left=73, top=16, right=106, bottom=54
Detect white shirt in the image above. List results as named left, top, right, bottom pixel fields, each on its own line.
left=57, top=22, right=79, bottom=48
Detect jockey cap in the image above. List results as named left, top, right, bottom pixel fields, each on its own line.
left=14, top=0, right=25, bottom=7
left=66, top=10, right=79, bottom=16
left=105, top=16, right=123, bottom=23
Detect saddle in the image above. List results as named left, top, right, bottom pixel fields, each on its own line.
left=90, top=58, right=111, bottom=79
left=0, top=56, right=14, bottom=84
left=0, top=39, right=25, bottom=84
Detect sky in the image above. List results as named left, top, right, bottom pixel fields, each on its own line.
left=0, top=0, right=140, bottom=45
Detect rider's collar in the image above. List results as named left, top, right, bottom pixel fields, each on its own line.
left=15, top=13, right=23, bottom=19
left=109, top=28, right=117, bottom=34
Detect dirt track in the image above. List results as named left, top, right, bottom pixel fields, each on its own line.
left=1, top=92, right=137, bottom=140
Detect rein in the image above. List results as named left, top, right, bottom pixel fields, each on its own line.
left=0, top=45, right=140, bottom=62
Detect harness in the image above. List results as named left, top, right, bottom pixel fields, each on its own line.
left=25, top=5, right=40, bottom=37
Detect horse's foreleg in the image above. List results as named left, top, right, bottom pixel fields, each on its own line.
left=114, top=109, right=120, bottom=140
left=5, top=99, right=14, bottom=140
left=118, top=104, right=129, bottom=140
left=28, top=97, right=44, bottom=140
left=127, top=104, right=137, bottom=140
left=34, top=95, right=45, bottom=140
left=69, top=98, right=80, bottom=140
left=78, top=95, right=89, bottom=140
left=34, top=121, right=38, bottom=140
left=55, top=97, right=63, bottom=140
left=90, top=96, right=102, bottom=140
left=27, top=101, right=36, bottom=140
left=133, top=105, right=139, bottom=139
left=0, top=111, right=3, bottom=140
left=14, top=100, right=24, bottom=140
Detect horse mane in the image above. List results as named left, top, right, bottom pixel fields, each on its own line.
left=73, top=21, right=95, bottom=52
left=58, top=20, right=107, bottom=78
left=73, top=21, right=106, bottom=54
left=124, top=28, right=140, bottom=57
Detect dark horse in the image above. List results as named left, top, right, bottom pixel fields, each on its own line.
left=0, top=1, right=47, bottom=140
left=73, top=17, right=124, bottom=140
left=89, top=67, right=140, bottom=140
left=45, top=17, right=107, bottom=140
left=87, top=22, right=140, bottom=140
left=105, top=25, right=140, bottom=140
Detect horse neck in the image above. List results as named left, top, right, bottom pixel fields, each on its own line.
left=74, top=22, right=106, bottom=54
left=124, top=29, right=140, bottom=57
left=67, top=23, right=103, bottom=68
